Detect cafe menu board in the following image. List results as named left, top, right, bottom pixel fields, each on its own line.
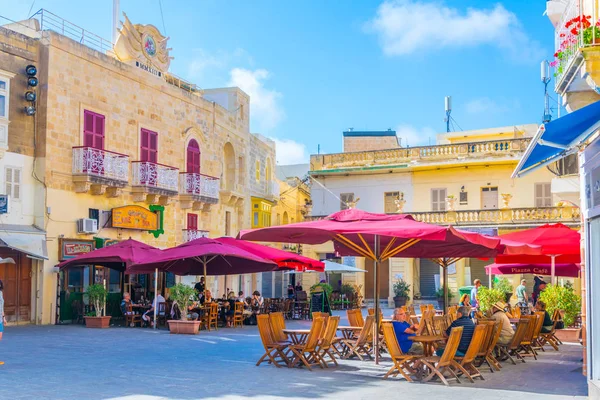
left=59, top=239, right=95, bottom=260
left=112, top=205, right=158, bottom=231
left=166, top=272, right=176, bottom=288
left=310, top=291, right=331, bottom=315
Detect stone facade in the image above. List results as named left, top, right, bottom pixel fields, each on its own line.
left=343, top=132, right=399, bottom=153
left=0, top=20, right=276, bottom=324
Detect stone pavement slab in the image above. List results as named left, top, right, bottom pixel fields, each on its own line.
left=0, top=313, right=587, bottom=400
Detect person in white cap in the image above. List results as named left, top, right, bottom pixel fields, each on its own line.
left=491, top=301, right=514, bottom=345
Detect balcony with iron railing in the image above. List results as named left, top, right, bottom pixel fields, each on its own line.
left=182, top=229, right=209, bottom=242
left=552, top=0, right=600, bottom=91
left=131, top=161, right=179, bottom=197
left=72, top=146, right=129, bottom=195
left=310, top=138, right=530, bottom=173
left=179, top=172, right=220, bottom=208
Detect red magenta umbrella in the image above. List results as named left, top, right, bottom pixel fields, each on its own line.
left=128, top=237, right=278, bottom=276
left=493, top=224, right=581, bottom=282
left=215, top=237, right=324, bottom=272
left=57, top=239, right=163, bottom=272
left=485, top=263, right=580, bottom=278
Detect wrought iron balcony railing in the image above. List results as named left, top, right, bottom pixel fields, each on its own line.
left=72, top=146, right=129, bottom=184
left=179, top=172, right=220, bottom=203
left=182, top=229, right=209, bottom=242
left=132, top=161, right=179, bottom=193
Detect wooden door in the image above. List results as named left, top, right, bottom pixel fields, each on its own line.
left=83, top=110, right=105, bottom=149
left=0, top=260, right=17, bottom=322
left=0, top=252, right=31, bottom=322
left=364, top=259, right=389, bottom=300
left=18, top=257, right=31, bottom=321
left=186, top=139, right=201, bottom=174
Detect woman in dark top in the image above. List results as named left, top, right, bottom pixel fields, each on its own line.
left=536, top=300, right=554, bottom=333
left=221, top=292, right=237, bottom=326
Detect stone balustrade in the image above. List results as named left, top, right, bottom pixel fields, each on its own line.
left=410, top=206, right=581, bottom=226
left=179, top=172, right=220, bottom=204
left=311, top=138, right=530, bottom=171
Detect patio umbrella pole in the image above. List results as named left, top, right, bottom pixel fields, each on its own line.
left=551, top=255, right=556, bottom=285
left=443, top=259, right=448, bottom=313
left=153, top=268, right=158, bottom=330
left=203, top=258, right=207, bottom=299
left=374, top=235, right=380, bottom=365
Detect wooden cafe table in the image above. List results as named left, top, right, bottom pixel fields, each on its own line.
left=282, top=328, right=310, bottom=345
left=337, top=325, right=362, bottom=340
left=409, top=335, right=445, bottom=357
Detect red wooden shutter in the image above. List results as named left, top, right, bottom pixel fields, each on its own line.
left=186, top=140, right=200, bottom=173
left=140, top=129, right=158, bottom=162
left=83, top=110, right=105, bottom=149
left=187, top=213, right=198, bottom=230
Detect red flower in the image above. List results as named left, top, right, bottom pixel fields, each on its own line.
left=571, top=27, right=579, bottom=35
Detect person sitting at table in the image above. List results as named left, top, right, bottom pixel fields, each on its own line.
left=251, top=291, right=264, bottom=310
left=220, top=291, right=237, bottom=327
left=491, top=301, right=515, bottom=345
left=201, top=290, right=213, bottom=305
left=391, top=307, right=423, bottom=355
left=287, top=284, right=295, bottom=299
left=435, top=306, right=475, bottom=356
left=142, top=292, right=166, bottom=328
left=458, top=294, right=471, bottom=307
left=120, top=292, right=135, bottom=316
left=536, top=300, right=554, bottom=333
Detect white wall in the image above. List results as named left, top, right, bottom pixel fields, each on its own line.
left=0, top=153, right=37, bottom=226
left=311, top=172, right=414, bottom=216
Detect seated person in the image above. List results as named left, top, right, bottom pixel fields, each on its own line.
left=491, top=301, right=515, bottom=345
left=236, top=291, right=248, bottom=305
left=201, top=290, right=214, bottom=305
left=458, top=294, right=471, bottom=307
left=120, top=292, right=135, bottom=316
left=391, top=307, right=423, bottom=355
left=221, top=292, right=237, bottom=326
left=251, top=291, right=264, bottom=312
left=436, top=306, right=475, bottom=356
left=536, top=300, right=554, bottom=333
left=142, top=292, right=166, bottom=327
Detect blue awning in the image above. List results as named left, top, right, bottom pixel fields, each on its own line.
left=512, top=100, right=600, bottom=178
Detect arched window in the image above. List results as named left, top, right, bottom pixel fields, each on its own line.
left=187, top=139, right=200, bottom=174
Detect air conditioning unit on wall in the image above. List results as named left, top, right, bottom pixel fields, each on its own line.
left=77, top=218, right=98, bottom=234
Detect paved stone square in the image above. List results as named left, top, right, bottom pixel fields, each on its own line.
left=0, top=311, right=587, bottom=400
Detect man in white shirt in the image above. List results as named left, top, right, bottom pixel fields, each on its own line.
left=143, top=293, right=166, bottom=327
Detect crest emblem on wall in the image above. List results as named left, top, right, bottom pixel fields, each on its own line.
left=113, top=12, right=173, bottom=73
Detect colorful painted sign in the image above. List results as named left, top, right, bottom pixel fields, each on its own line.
left=112, top=205, right=158, bottom=231
left=60, top=239, right=95, bottom=260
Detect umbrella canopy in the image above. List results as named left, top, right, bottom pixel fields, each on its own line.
left=215, top=237, right=324, bottom=272
left=239, top=209, right=514, bottom=260
left=128, top=237, right=278, bottom=275
left=494, top=224, right=581, bottom=264
left=486, top=263, right=580, bottom=278
left=57, top=239, right=163, bottom=272
left=284, top=260, right=367, bottom=274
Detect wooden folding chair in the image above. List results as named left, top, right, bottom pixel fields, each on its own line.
left=381, top=322, right=419, bottom=382
left=531, top=311, right=546, bottom=353
left=269, top=312, right=289, bottom=343
left=512, top=306, right=522, bottom=319
left=232, top=302, right=244, bottom=328
left=420, top=326, right=464, bottom=386
left=518, top=315, right=540, bottom=359
left=289, top=317, right=326, bottom=371
left=408, top=305, right=416, bottom=317
left=474, top=321, right=501, bottom=372
left=317, top=316, right=340, bottom=368
left=347, top=309, right=364, bottom=327
left=497, top=318, right=530, bottom=365
left=419, top=304, right=428, bottom=316
left=341, top=315, right=375, bottom=361
left=455, top=324, right=487, bottom=382
left=125, top=303, right=142, bottom=327
left=207, top=302, right=219, bottom=331
left=256, top=314, right=290, bottom=368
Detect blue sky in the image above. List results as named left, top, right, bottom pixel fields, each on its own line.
left=0, top=1, right=557, bottom=164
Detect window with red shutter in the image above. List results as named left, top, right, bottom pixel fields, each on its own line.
left=83, top=110, right=105, bottom=149
left=187, top=213, right=198, bottom=230
left=186, top=139, right=201, bottom=173
left=140, top=128, right=158, bottom=163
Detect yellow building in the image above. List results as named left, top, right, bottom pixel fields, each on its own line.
left=309, top=127, right=581, bottom=306
left=1, top=12, right=276, bottom=324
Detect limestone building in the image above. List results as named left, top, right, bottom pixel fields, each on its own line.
left=0, top=11, right=276, bottom=324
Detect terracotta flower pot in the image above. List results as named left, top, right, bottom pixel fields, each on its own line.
left=168, top=320, right=201, bottom=335
left=554, top=328, right=582, bottom=344
left=84, top=316, right=111, bottom=329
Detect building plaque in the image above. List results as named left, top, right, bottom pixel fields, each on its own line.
left=112, top=205, right=158, bottom=231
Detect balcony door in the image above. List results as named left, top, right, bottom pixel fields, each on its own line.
left=83, top=110, right=105, bottom=149
left=186, top=139, right=201, bottom=173
left=140, top=129, right=158, bottom=163
left=187, top=213, right=198, bottom=230
left=481, top=187, right=498, bottom=209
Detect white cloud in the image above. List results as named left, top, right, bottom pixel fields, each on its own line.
left=365, top=0, right=543, bottom=61
left=466, top=97, right=499, bottom=114
left=187, top=48, right=252, bottom=81
left=228, top=68, right=285, bottom=132
left=395, top=124, right=437, bottom=147
left=271, top=138, right=308, bottom=165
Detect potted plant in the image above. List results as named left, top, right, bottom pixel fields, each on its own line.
left=392, top=279, right=410, bottom=308
left=168, top=283, right=201, bottom=335
left=477, top=286, right=506, bottom=316
left=435, top=286, right=455, bottom=303
left=493, top=277, right=514, bottom=304
left=539, top=284, right=582, bottom=343
left=84, top=284, right=111, bottom=328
